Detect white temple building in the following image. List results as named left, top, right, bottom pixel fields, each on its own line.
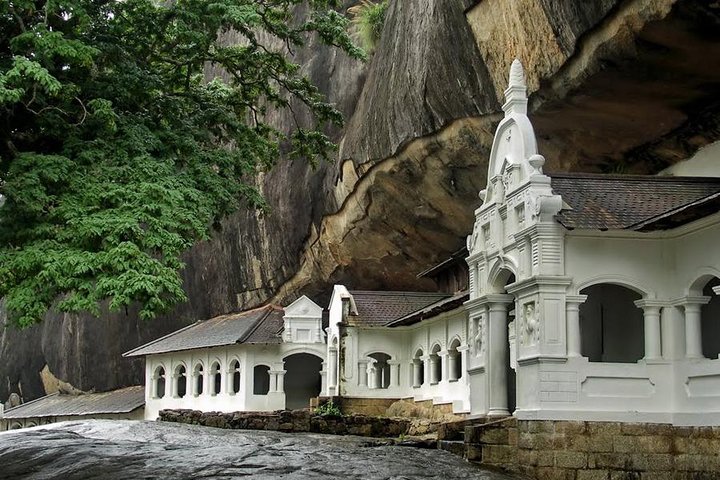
left=127, top=60, right=720, bottom=427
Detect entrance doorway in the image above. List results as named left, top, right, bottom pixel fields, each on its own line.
left=283, top=353, right=323, bottom=410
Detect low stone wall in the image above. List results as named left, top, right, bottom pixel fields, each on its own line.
left=464, top=418, right=720, bottom=479
left=332, top=397, right=400, bottom=417
left=159, top=409, right=410, bottom=438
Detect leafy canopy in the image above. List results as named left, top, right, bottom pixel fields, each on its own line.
left=0, top=0, right=363, bottom=327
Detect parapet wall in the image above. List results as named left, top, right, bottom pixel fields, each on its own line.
left=465, top=419, right=720, bottom=479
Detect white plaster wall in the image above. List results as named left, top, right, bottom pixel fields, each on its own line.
left=342, top=309, right=471, bottom=413
left=143, top=342, right=325, bottom=420
left=514, top=214, right=720, bottom=425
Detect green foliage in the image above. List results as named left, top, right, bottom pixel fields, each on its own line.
left=348, top=0, right=388, bottom=53
left=314, top=400, right=342, bottom=416
left=0, top=0, right=363, bottom=327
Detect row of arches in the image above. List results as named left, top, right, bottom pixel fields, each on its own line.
left=580, top=277, right=720, bottom=362
left=411, top=338, right=463, bottom=388
left=152, top=360, right=272, bottom=399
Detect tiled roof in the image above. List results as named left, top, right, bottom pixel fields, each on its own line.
left=124, top=305, right=285, bottom=357
left=550, top=173, right=720, bottom=231
left=348, top=291, right=451, bottom=326
left=2, top=386, right=145, bottom=419
left=386, top=291, right=470, bottom=327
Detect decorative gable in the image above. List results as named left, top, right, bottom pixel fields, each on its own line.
left=282, top=295, right=324, bottom=344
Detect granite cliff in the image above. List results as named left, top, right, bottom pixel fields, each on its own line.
left=2, top=0, right=720, bottom=403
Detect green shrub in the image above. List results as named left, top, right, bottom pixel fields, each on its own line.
left=349, top=0, right=389, bottom=53
left=315, top=400, right=342, bottom=416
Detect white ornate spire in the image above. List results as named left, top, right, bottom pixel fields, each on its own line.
left=508, top=59, right=525, bottom=88
left=503, top=58, right=528, bottom=116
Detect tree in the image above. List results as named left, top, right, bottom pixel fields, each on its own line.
left=0, top=0, right=363, bottom=327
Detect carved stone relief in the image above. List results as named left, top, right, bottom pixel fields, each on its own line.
left=472, top=314, right=485, bottom=358
left=520, top=301, right=541, bottom=346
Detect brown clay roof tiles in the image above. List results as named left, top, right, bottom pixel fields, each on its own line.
left=550, top=173, right=720, bottom=231
left=123, top=305, right=285, bottom=356
left=347, top=290, right=451, bottom=327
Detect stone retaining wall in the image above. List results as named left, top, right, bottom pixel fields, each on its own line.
left=464, top=419, right=720, bottom=480
left=159, top=409, right=410, bottom=438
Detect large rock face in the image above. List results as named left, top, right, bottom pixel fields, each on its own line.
left=2, top=0, right=720, bottom=403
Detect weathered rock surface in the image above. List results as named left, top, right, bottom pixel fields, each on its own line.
left=2, top=0, right=720, bottom=403
left=0, top=420, right=519, bottom=479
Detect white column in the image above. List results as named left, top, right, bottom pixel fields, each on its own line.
left=422, top=355, right=431, bottom=385
left=368, top=362, right=378, bottom=389
left=269, top=372, right=278, bottom=393
left=634, top=300, right=663, bottom=361
left=681, top=297, right=710, bottom=359
left=439, top=350, right=449, bottom=383
left=566, top=295, right=587, bottom=357
left=276, top=371, right=286, bottom=394
left=320, top=362, right=328, bottom=393
left=447, top=352, right=459, bottom=381
left=388, top=360, right=400, bottom=387
left=488, top=295, right=513, bottom=417
left=429, top=355, right=439, bottom=385
left=457, top=345, right=469, bottom=383
left=660, top=306, right=680, bottom=360
left=412, top=359, right=422, bottom=388
left=357, top=359, right=369, bottom=387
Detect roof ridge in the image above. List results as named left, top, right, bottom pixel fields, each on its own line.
left=349, top=290, right=451, bottom=296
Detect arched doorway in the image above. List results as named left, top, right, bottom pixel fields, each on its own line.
left=579, top=283, right=644, bottom=363
left=367, top=352, right=391, bottom=389
left=701, top=277, right=720, bottom=359
left=283, top=353, right=323, bottom=410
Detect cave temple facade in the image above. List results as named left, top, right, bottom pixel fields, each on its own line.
left=126, top=61, right=720, bottom=427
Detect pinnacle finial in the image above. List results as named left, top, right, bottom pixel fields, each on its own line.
left=509, top=59, right=525, bottom=89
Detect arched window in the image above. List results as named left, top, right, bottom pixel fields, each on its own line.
left=210, top=361, right=222, bottom=396
left=430, top=344, right=442, bottom=385
left=193, top=363, right=204, bottom=396
left=153, top=366, right=166, bottom=399
left=701, top=277, right=720, bottom=359
left=367, top=353, right=391, bottom=389
left=580, top=284, right=644, bottom=363
left=412, top=349, right=424, bottom=388
left=448, top=339, right=462, bottom=381
left=253, top=365, right=271, bottom=395
left=229, top=359, right=241, bottom=395
left=9, top=422, right=23, bottom=430
left=174, top=365, right=187, bottom=398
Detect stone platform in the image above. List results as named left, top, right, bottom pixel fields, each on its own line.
left=459, top=418, right=720, bottom=480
